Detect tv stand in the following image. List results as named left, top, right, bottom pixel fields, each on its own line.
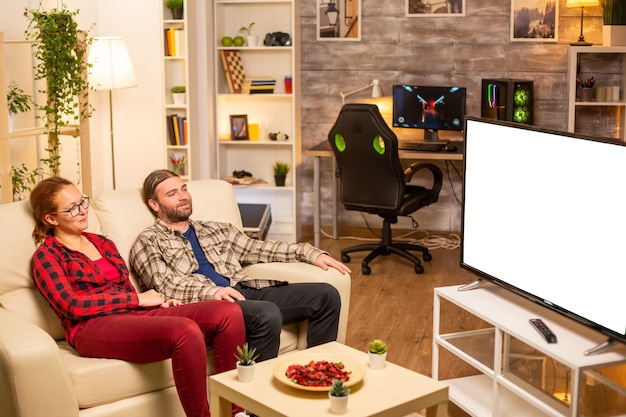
left=433, top=283, right=626, bottom=416
left=423, top=128, right=439, bottom=142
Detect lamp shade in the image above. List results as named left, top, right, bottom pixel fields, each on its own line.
left=566, top=0, right=599, bottom=7
left=371, top=79, right=383, bottom=99
left=88, top=37, right=137, bottom=91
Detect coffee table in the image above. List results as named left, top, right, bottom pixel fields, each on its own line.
left=209, top=342, right=448, bottom=417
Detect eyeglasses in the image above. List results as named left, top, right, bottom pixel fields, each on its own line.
left=52, top=196, right=90, bottom=217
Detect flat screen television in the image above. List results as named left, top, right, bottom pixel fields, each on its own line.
left=461, top=117, right=626, bottom=355
left=392, top=84, right=466, bottom=142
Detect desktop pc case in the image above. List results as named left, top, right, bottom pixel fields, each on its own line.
left=481, top=79, right=534, bottom=125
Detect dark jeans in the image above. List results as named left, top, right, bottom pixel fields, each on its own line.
left=73, top=300, right=245, bottom=417
left=234, top=282, right=341, bottom=361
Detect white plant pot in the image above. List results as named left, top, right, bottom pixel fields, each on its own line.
left=247, top=35, right=259, bottom=47
left=172, top=93, right=186, bottom=106
left=368, top=351, right=387, bottom=370
left=8, top=113, right=15, bottom=134
left=329, top=393, right=349, bottom=414
left=603, top=25, right=626, bottom=46
left=236, top=362, right=255, bottom=382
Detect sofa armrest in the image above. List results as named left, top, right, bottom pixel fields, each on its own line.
left=241, top=262, right=351, bottom=347
left=0, top=308, right=78, bottom=417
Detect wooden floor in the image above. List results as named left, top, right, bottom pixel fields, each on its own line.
left=302, top=226, right=476, bottom=417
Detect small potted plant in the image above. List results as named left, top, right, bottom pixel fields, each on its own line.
left=368, top=339, right=387, bottom=370
left=171, top=85, right=186, bottom=105
left=239, top=22, right=257, bottom=47
left=234, top=342, right=259, bottom=382
left=328, top=379, right=350, bottom=414
left=6, top=81, right=33, bottom=133
left=165, top=0, right=184, bottom=19
left=601, top=0, right=626, bottom=46
left=272, top=161, right=290, bottom=187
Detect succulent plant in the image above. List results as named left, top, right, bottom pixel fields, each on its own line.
left=368, top=339, right=387, bottom=355
left=234, top=343, right=259, bottom=366
left=329, top=379, right=350, bottom=397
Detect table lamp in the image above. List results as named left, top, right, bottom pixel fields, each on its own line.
left=566, top=0, right=600, bottom=46
left=340, top=79, right=383, bottom=104
left=88, top=37, right=137, bottom=189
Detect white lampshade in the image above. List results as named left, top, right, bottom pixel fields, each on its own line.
left=566, top=0, right=599, bottom=7
left=88, top=37, right=137, bottom=91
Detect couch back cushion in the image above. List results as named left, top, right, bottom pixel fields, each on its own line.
left=0, top=199, right=101, bottom=341
left=92, top=179, right=242, bottom=288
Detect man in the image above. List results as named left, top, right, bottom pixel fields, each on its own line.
left=129, top=170, right=351, bottom=361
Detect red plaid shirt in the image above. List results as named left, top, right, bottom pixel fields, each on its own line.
left=31, top=232, right=139, bottom=345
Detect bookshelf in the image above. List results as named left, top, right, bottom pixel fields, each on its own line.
left=161, top=1, right=192, bottom=180
left=212, top=0, right=301, bottom=242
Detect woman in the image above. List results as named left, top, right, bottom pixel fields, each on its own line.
left=30, top=177, right=245, bottom=417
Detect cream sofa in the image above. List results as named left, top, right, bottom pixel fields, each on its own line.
left=0, top=179, right=351, bottom=417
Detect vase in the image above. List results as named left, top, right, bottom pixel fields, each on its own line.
left=236, top=362, right=255, bottom=382
left=274, top=175, right=286, bottom=187
left=603, top=25, right=626, bottom=46
left=170, top=7, right=183, bottom=19
left=247, top=35, right=259, bottom=47
left=328, top=393, right=349, bottom=414
left=8, top=113, right=15, bottom=134
left=172, top=93, right=186, bottom=106
left=368, top=351, right=387, bottom=370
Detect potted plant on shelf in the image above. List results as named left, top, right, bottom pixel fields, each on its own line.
left=6, top=81, right=33, bottom=134
left=601, top=0, right=626, bottom=45
left=171, top=85, right=186, bottom=105
left=239, top=22, right=257, bottom=47
left=25, top=4, right=93, bottom=176
left=234, top=343, right=259, bottom=382
left=328, top=379, right=350, bottom=414
left=272, top=161, right=290, bottom=187
left=165, top=0, right=184, bottom=19
left=368, top=339, right=387, bottom=370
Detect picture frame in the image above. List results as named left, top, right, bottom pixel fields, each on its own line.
left=230, top=115, right=249, bottom=140
left=317, top=0, right=361, bottom=41
left=406, top=0, right=465, bottom=17
left=510, top=0, right=558, bottom=42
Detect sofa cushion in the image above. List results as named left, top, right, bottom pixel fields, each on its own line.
left=0, top=200, right=100, bottom=341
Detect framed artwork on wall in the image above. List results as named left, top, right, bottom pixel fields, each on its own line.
left=317, top=0, right=361, bottom=41
left=510, top=0, right=558, bottom=42
left=230, top=115, right=249, bottom=140
left=406, top=0, right=465, bottom=17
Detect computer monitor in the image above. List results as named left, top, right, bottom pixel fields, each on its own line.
left=392, top=84, right=466, bottom=142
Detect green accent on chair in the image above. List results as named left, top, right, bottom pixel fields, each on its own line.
left=373, top=135, right=385, bottom=155
left=335, top=133, right=346, bottom=152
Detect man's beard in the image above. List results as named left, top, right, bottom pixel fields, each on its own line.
left=161, top=201, right=192, bottom=223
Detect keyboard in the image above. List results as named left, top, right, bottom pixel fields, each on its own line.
left=398, top=141, right=448, bottom=152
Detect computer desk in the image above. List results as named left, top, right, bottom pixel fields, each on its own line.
left=306, top=140, right=464, bottom=248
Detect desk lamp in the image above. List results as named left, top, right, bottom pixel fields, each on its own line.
left=88, top=37, right=137, bottom=189
left=340, top=79, right=383, bottom=104
left=567, top=0, right=599, bottom=46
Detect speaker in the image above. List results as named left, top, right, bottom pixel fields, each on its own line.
left=481, top=79, right=534, bottom=125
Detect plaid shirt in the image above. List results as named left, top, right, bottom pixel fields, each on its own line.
left=31, top=233, right=139, bottom=345
left=129, top=218, right=325, bottom=303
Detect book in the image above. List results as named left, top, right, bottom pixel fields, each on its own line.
left=166, top=114, right=177, bottom=145
left=174, top=29, right=185, bottom=57
left=178, top=116, right=186, bottom=145
left=172, top=115, right=180, bottom=145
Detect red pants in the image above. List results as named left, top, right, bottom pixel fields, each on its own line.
left=73, top=300, right=245, bottom=417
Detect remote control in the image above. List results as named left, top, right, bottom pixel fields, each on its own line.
left=529, top=318, right=557, bottom=343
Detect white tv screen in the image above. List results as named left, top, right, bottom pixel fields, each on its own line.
left=462, top=117, right=626, bottom=344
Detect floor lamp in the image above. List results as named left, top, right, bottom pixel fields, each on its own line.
left=87, top=37, right=137, bottom=189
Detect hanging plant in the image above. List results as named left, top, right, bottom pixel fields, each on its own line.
left=24, top=4, right=93, bottom=176
left=600, top=0, right=626, bottom=25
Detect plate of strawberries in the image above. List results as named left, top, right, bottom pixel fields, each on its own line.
left=273, top=355, right=366, bottom=392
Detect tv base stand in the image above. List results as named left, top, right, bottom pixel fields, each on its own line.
left=432, top=283, right=626, bottom=416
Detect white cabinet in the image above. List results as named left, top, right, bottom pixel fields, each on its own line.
left=432, top=283, right=626, bottom=417
left=161, top=1, right=192, bottom=180
left=212, top=0, right=301, bottom=242
left=567, top=46, right=626, bottom=141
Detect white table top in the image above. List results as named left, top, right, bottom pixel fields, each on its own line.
left=209, top=341, right=448, bottom=417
